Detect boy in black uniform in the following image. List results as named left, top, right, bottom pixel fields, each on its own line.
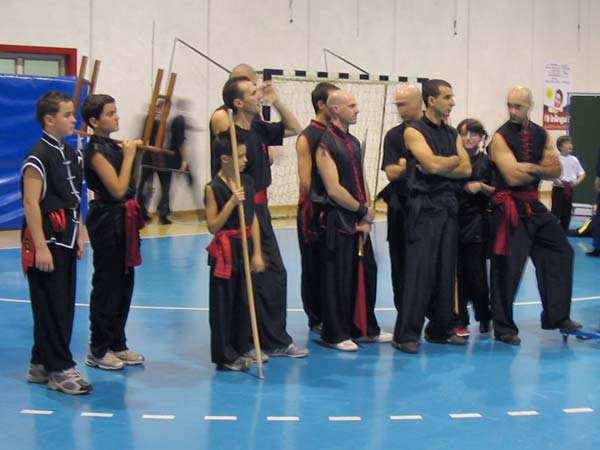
left=22, top=91, right=92, bottom=394
left=216, top=76, right=308, bottom=358
left=379, top=85, right=422, bottom=322
left=81, top=94, right=146, bottom=370
left=316, top=89, right=392, bottom=351
left=488, top=86, right=581, bottom=345
left=452, top=119, right=494, bottom=336
left=206, top=132, right=266, bottom=371
left=393, top=79, right=471, bottom=354
left=296, top=82, right=339, bottom=333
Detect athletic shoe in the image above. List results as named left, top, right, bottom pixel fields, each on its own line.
left=392, top=340, right=419, bottom=354
left=26, top=364, right=49, bottom=384
left=426, top=333, right=467, bottom=345
left=495, top=334, right=521, bottom=345
left=217, top=357, right=252, bottom=371
left=244, top=348, right=270, bottom=363
left=265, top=343, right=310, bottom=358
left=310, top=323, right=323, bottom=335
left=111, top=349, right=145, bottom=365
left=159, top=216, right=172, bottom=225
left=86, top=351, right=125, bottom=370
left=586, top=249, right=600, bottom=257
left=325, top=339, right=359, bottom=352
left=355, top=331, right=394, bottom=343
left=453, top=327, right=470, bottom=337
left=479, top=321, right=491, bottom=334
left=47, top=368, right=93, bottom=395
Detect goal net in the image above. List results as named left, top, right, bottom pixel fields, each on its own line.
left=262, top=69, right=426, bottom=209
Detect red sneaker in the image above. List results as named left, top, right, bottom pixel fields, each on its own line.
left=453, top=327, right=470, bottom=337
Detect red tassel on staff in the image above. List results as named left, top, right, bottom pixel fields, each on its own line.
left=353, top=234, right=368, bottom=336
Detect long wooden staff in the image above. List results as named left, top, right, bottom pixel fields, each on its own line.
left=73, top=130, right=175, bottom=155
left=227, top=110, right=264, bottom=379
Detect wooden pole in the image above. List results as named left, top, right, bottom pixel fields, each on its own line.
left=73, top=130, right=175, bottom=155
left=227, top=109, right=264, bottom=380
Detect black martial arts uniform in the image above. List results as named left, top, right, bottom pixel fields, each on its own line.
left=318, top=124, right=381, bottom=344
left=490, top=120, right=574, bottom=338
left=236, top=119, right=293, bottom=350
left=21, top=132, right=83, bottom=372
left=85, top=135, right=143, bottom=359
left=378, top=123, right=410, bottom=314
left=453, top=151, right=492, bottom=328
left=393, top=116, right=460, bottom=343
left=206, top=174, right=255, bottom=365
left=297, top=120, right=328, bottom=329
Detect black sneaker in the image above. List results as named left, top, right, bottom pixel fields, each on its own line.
left=479, top=321, right=491, bottom=334
left=558, top=319, right=583, bottom=331
left=159, top=216, right=172, bottom=225
left=425, top=333, right=466, bottom=345
left=495, top=334, right=521, bottom=345
left=586, top=249, right=600, bottom=257
left=392, top=340, right=419, bottom=354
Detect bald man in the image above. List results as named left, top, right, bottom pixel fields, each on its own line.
left=488, top=86, right=581, bottom=345
left=378, top=84, right=423, bottom=320
left=316, top=90, right=392, bottom=351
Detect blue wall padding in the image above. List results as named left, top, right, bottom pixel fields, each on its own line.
left=0, top=74, right=87, bottom=230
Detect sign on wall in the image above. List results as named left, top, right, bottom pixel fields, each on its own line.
left=543, top=62, right=571, bottom=131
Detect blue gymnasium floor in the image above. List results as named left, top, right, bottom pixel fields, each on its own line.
left=1, top=222, right=600, bottom=450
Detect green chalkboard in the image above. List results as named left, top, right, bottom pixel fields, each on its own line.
left=569, top=95, right=600, bottom=205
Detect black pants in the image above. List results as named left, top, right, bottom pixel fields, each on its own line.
left=27, top=245, right=77, bottom=372
left=490, top=211, right=573, bottom=337
left=387, top=203, right=406, bottom=313
left=209, top=263, right=251, bottom=365
left=89, top=244, right=135, bottom=357
left=252, top=204, right=292, bottom=349
left=394, top=206, right=458, bottom=343
left=296, top=206, right=322, bottom=328
left=551, top=186, right=572, bottom=232
left=321, top=232, right=380, bottom=344
left=138, top=154, right=172, bottom=218
left=454, top=241, right=491, bottom=327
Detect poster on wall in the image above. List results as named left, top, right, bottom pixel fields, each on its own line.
left=543, top=62, right=571, bottom=131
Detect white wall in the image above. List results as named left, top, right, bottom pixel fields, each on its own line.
left=2, top=0, right=599, bottom=209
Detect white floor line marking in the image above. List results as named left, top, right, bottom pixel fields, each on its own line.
left=142, top=414, right=175, bottom=420
left=507, top=410, right=539, bottom=416
left=20, top=409, right=54, bottom=415
left=204, top=416, right=238, bottom=421
left=81, top=412, right=114, bottom=418
left=449, top=413, right=482, bottom=419
left=390, top=415, right=423, bottom=420
left=563, top=408, right=594, bottom=414
left=329, top=416, right=362, bottom=422
left=267, top=416, right=300, bottom=421
left=3, top=295, right=600, bottom=311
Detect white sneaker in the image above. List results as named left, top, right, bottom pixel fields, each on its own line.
left=326, top=339, right=359, bottom=352
left=86, top=351, right=125, bottom=370
left=111, top=349, right=145, bottom=365
left=355, top=331, right=393, bottom=343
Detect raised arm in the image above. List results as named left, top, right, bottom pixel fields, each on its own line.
left=262, top=81, right=302, bottom=137
left=90, top=140, right=138, bottom=200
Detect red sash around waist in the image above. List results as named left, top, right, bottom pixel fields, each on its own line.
left=254, top=189, right=268, bottom=205
left=206, top=226, right=251, bottom=279
left=492, top=190, right=539, bottom=256
left=124, top=198, right=145, bottom=272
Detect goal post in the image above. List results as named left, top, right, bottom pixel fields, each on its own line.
left=261, top=69, right=427, bottom=211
